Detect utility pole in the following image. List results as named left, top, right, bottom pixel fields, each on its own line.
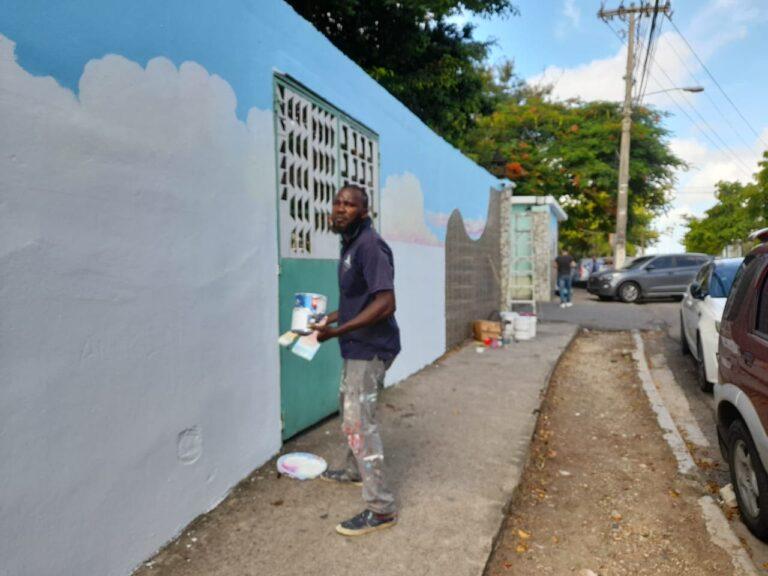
left=598, top=2, right=671, bottom=268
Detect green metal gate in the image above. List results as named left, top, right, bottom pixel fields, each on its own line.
left=273, top=75, right=380, bottom=439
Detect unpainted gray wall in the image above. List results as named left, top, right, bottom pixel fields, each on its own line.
left=445, top=190, right=502, bottom=348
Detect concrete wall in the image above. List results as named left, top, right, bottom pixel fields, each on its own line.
left=0, top=2, right=499, bottom=575
left=445, top=190, right=502, bottom=348
left=0, top=36, right=282, bottom=576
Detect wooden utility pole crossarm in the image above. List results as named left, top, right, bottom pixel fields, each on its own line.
left=598, top=2, right=671, bottom=269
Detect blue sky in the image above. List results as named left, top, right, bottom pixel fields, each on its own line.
left=456, top=0, right=768, bottom=252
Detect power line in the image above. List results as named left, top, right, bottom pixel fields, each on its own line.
left=638, top=16, right=663, bottom=101
left=656, top=30, right=756, bottom=152
left=604, top=21, right=755, bottom=179
left=636, top=0, right=661, bottom=103
left=664, top=14, right=768, bottom=150
left=650, top=57, right=756, bottom=176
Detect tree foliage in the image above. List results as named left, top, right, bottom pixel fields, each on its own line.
left=461, top=89, right=684, bottom=255
left=285, top=0, right=519, bottom=145
left=683, top=151, right=768, bottom=254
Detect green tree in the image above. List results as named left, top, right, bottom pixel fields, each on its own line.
left=285, top=0, right=519, bottom=146
left=462, top=89, right=683, bottom=255
left=683, top=151, right=768, bottom=254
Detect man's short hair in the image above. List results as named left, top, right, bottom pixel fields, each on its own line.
left=339, top=184, right=369, bottom=211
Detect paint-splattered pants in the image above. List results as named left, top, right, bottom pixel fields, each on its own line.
left=338, top=357, right=397, bottom=515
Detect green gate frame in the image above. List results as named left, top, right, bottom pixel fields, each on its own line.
left=272, top=74, right=380, bottom=439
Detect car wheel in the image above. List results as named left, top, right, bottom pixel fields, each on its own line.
left=696, top=335, right=712, bottom=393
left=680, top=313, right=691, bottom=355
left=618, top=282, right=641, bottom=303
left=728, top=419, right=768, bottom=541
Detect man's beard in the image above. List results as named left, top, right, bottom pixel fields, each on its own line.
left=332, top=216, right=364, bottom=237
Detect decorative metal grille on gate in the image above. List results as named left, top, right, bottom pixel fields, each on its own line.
left=274, top=76, right=379, bottom=260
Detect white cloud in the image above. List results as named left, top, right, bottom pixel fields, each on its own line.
left=555, top=0, right=581, bottom=39
left=526, top=0, right=768, bottom=252
left=563, top=0, right=580, bottom=26
left=651, top=128, right=766, bottom=252
left=529, top=0, right=763, bottom=103
left=380, top=172, right=441, bottom=246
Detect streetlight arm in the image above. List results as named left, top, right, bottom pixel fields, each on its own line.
left=644, top=86, right=704, bottom=97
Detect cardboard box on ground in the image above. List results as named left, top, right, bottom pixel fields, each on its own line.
left=473, top=320, right=502, bottom=342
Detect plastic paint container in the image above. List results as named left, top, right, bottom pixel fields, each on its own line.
left=514, top=313, right=537, bottom=341
left=501, top=311, right=518, bottom=339
left=291, top=292, right=328, bottom=335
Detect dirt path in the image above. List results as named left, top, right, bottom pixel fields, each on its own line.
left=485, top=330, right=737, bottom=576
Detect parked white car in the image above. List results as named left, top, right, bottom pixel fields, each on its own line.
left=680, top=257, right=743, bottom=391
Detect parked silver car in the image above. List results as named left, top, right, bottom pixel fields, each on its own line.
left=587, top=253, right=711, bottom=303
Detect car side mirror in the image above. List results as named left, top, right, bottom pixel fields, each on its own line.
left=690, top=282, right=708, bottom=300
left=645, top=264, right=655, bottom=271
left=690, top=282, right=700, bottom=298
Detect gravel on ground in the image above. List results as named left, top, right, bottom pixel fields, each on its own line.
left=485, top=330, right=738, bottom=576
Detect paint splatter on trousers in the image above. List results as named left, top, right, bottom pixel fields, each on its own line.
left=338, top=357, right=397, bottom=515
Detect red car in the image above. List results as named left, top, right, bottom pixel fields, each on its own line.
left=716, top=228, right=768, bottom=539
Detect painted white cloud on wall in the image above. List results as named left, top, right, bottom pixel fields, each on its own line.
left=380, top=172, right=441, bottom=246
left=426, top=211, right=487, bottom=240
left=0, top=33, right=280, bottom=576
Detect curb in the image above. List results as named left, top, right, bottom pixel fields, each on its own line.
left=481, top=323, right=580, bottom=576
left=632, top=329, right=759, bottom=576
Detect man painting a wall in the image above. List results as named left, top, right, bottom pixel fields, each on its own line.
left=315, top=185, right=400, bottom=536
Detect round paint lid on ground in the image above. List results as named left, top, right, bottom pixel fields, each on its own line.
left=276, top=452, right=327, bottom=480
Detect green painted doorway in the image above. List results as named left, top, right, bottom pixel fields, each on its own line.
left=273, top=75, right=380, bottom=440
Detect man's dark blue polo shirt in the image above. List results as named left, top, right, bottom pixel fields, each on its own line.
left=338, top=218, right=401, bottom=361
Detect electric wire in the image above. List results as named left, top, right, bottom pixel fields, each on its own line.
left=651, top=57, right=757, bottom=177
left=636, top=0, right=661, bottom=103
left=604, top=20, right=755, bottom=179
left=633, top=17, right=651, bottom=103
left=654, top=31, right=756, bottom=152
left=664, top=15, right=768, bottom=150
left=638, top=17, right=663, bottom=102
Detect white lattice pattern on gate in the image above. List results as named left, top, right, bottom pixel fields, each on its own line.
left=340, top=120, right=379, bottom=222
left=275, top=79, right=379, bottom=260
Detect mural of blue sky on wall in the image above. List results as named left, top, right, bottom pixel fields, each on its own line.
left=1, top=0, right=499, bottom=245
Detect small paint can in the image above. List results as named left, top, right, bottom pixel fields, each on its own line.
left=291, top=292, right=328, bottom=335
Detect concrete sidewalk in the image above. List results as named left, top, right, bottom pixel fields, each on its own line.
left=135, top=323, right=577, bottom=576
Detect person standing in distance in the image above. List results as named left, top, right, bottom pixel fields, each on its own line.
left=554, top=249, right=575, bottom=308
left=315, top=184, right=400, bottom=536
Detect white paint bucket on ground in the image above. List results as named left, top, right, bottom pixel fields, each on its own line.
left=291, top=293, right=327, bottom=335
left=501, top=311, right=518, bottom=339
left=514, top=313, right=537, bottom=340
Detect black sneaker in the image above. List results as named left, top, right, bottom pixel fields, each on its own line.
left=335, top=509, right=398, bottom=537
left=319, top=469, right=363, bottom=486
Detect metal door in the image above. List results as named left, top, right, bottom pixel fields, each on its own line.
left=273, top=76, right=379, bottom=439
left=643, top=255, right=678, bottom=293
